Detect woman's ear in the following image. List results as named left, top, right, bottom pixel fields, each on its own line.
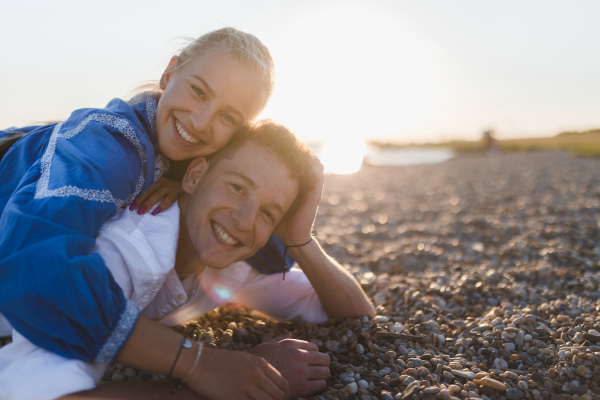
left=182, top=157, right=209, bottom=194
left=160, top=56, right=179, bottom=89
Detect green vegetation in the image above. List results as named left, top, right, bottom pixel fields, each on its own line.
left=370, top=129, right=600, bottom=157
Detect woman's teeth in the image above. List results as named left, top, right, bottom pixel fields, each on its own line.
left=212, top=222, right=239, bottom=247
left=175, top=120, right=200, bottom=144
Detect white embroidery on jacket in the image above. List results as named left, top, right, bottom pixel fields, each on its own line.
left=95, top=300, right=139, bottom=364
left=35, top=114, right=148, bottom=207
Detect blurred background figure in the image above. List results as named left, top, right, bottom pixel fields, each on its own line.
left=482, top=129, right=500, bottom=156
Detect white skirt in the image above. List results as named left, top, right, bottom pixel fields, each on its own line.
left=0, top=330, right=106, bottom=400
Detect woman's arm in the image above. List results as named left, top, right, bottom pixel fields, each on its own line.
left=0, top=107, right=158, bottom=363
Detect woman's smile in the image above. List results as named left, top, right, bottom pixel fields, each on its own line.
left=172, top=117, right=205, bottom=146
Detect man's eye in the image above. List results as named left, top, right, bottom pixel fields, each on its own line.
left=262, top=209, right=274, bottom=222
left=231, top=183, right=243, bottom=192
left=192, top=86, right=205, bottom=100
left=222, top=114, right=236, bottom=125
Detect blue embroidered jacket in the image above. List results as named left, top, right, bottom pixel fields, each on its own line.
left=0, top=95, right=292, bottom=364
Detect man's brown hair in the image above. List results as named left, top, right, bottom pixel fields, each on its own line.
left=206, top=119, right=317, bottom=194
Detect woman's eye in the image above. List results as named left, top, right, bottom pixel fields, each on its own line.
left=231, top=183, right=243, bottom=193
left=192, top=86, right=205, bottom=100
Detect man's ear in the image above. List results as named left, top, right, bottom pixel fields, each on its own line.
left=159, top=56, right=179, bottom=89
left=182, top=157, right=209, bottom=194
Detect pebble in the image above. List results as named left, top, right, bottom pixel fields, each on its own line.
left=480, top=377, right=507, bottom=392
left=506, top=388, right=525, bottom=400
left=344, top=382, right=358, bottom=394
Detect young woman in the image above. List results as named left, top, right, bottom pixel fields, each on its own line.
left=0, top=28, right=292, bottom=392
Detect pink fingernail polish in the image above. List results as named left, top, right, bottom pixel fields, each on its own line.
left=137, top=205, right=148, bottom=215
left=128, top=201, right=138, bottom=211
left=151, top=207, right=162, bottom=216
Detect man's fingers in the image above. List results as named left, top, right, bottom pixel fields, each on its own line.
left=306, top=365, right=331, bottom=380
left=305, top=351, right=331, bottom=367
left=304, top=379, right=327, bottom=395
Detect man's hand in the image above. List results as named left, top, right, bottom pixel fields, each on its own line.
left=250, top=333, right=330, bottom=400
left=274, top=158, right=324, bottom=246
left=188, top=346, right=289, bottom=400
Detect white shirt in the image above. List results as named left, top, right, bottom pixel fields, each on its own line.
left=93, top=202, right=327, bottom=326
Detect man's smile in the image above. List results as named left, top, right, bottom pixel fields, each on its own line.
left=211, top=220, right=240, bottom=247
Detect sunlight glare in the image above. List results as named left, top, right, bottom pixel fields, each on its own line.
left=320, top=139, right=366, bottom=175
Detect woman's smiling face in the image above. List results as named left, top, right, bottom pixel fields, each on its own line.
left=156, top=52, right=268, bottom=161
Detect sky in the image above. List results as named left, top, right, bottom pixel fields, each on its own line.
left=1, top=0, right=600, bottom=144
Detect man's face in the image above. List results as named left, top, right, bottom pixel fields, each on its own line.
left=183, top=142, right=299, bottom=269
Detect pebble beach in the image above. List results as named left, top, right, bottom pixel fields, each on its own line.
left=3, top=151, right=600, bottom=400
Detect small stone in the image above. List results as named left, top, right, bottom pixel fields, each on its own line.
left=504, top=343, right=515, bottom=351
left=325, top=340, right=340, bottom=352
left=480, top=377, right=507, bottom=392
left=401, top=380, right=420, bottom=400
left=506, top=388, right=525, bottom=400
left=443, top=371, right=454, bottom=380
left=358, top=379, right=369, bottom=389
left=344, top=382, right=358, bottom=394
left=576, top=365, right=586, bottom=376
left=373, top=292, right=386, bottom=306
left=517, top=381, right=528, bottom=390
left=381, top=391, right=394, bottom=400
left=452, top=370, right=476, bottom=380
left=504, top=371, right=518, bottom=380
left=556, top=315, right=570, bottom=323
left=524, top=334, right=532, bottom=342
left=355, top=343, right=364, bottom=354
left=112, top=373, right=125, bottom=382
left=492, top=358, right=508, bottom=370
left=449, top=385, right=461, bottom=394
left=423, top=387, right=440, bottom=394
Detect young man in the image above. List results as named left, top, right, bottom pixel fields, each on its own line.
left=0, top=121, right=374, bottom=400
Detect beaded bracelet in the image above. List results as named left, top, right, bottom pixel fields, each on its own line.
left=282, top=237, right=313, bottom=280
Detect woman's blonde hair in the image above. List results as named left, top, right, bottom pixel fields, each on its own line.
left=130, top=27, right=275, bottom=105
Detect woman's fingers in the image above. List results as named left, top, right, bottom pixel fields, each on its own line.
left=129, top=177, right=184, bottom=215
left=262, top=363, right=289, bottom=400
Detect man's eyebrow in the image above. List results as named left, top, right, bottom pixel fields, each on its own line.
left=191, top=75, right=245, bottom=123
left=227, top=171, right=285, bottom=215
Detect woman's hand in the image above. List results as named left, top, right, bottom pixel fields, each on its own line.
left=188, top=346, right=289, bottom=400
left=129, top=177, right=184, bottom=215
left=274, top=158, right=324, bottom=246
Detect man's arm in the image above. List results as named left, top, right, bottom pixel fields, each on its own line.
left=286, top=239, right=374, bottom=321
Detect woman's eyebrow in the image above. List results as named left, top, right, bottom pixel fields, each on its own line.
left=191, top=75, right=214, bottom=96
left=191, top=75, right=245, bottom=122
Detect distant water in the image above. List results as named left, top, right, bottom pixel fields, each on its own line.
left=309, top=142, right=455, bottom=174
left=364, top=146, right=455, bottom=167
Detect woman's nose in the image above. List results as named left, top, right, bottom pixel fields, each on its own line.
left=189, top=108, right=212, bottom=133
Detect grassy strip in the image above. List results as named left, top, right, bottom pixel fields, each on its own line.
left=371, top=129, right=600, bottom=157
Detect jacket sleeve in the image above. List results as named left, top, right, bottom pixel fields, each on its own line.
left=0, top=116, right=150, bottom=364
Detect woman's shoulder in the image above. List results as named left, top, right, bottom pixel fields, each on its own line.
left=63, top=94, right=157, bottom=140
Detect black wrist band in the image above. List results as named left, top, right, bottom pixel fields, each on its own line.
left=282, top=237, right=313, bottom=281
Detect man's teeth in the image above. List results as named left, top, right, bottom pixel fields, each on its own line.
left=175, top=120, right=200, bottom=144
left=212, top=222, right=239, bottom=247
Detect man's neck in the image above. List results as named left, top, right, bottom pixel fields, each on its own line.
left=175, top=194, right=207, bottom=280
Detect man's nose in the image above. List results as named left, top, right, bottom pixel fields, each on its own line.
left=232, top=202, right=257, bottom=232
left=189, top=108, right=213, bottom=133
